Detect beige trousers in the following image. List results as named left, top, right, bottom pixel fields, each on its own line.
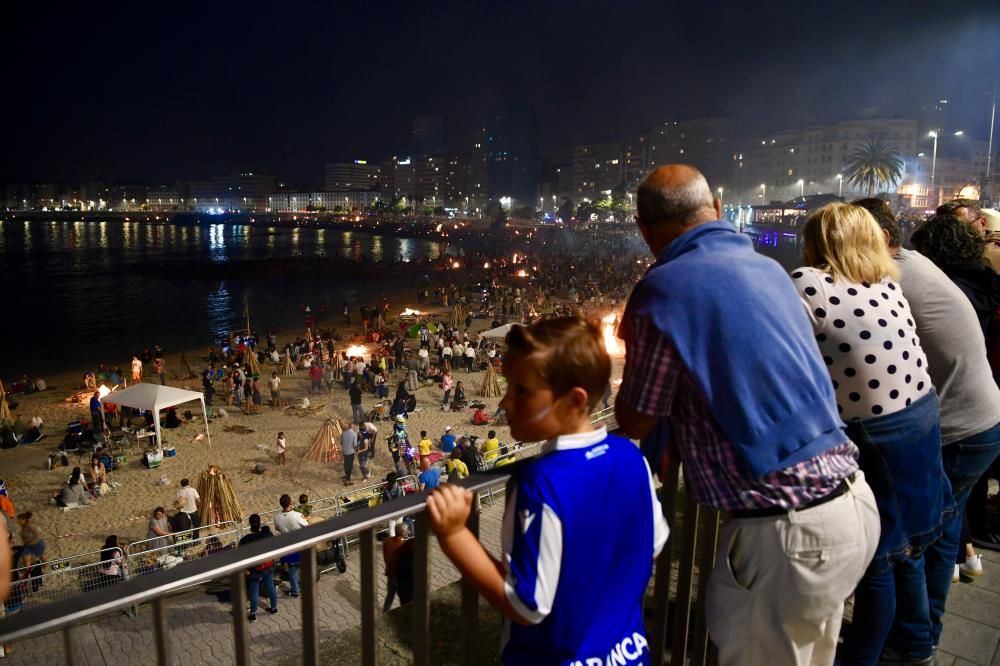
left=707, top=471, right=880, bottom=666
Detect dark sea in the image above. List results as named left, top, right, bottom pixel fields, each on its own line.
left=0, top=219, right=453, bottom=377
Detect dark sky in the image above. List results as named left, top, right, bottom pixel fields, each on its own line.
left=5, top=0, right=999, bottom=185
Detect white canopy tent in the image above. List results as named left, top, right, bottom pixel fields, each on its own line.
left=480, top=323, right=519, bottom=339
left=101, top=384, right=211, bottom=451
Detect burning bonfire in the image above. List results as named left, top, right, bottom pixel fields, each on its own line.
left=601, top=313, right=623, bottom=356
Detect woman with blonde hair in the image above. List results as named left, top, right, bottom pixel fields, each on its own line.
left=792, top=202, right=953, bottom=665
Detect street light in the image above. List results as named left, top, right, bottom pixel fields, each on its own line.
left=760, top=183, right=766, bottom=201
left=837, top=174, right=843, bottom=198
left=929, top=129, right=964, bottom=206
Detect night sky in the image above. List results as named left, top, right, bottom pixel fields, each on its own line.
left=5, top=0, right=999, bottom=185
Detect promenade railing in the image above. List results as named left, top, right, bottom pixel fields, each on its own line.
left=0, top=405, right=721, bottom=666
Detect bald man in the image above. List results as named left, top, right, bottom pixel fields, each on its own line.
left=615, top=165, right=879, bottom=666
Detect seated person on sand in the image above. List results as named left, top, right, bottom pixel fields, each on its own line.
left=449, top=382, right=467, bottom=411
left=162, top=408, right=182, bottom=429
left=471, top=406, right=490, bottom=426
left=53, top=467, right=90, bottom=510
left=89, top=456, right=108, bottom=496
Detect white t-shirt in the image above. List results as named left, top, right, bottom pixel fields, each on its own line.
left=277, top=436, right=287, bottom=453
left=273, top=509, right=309, bottom=534
left=176, top=486, right=200, bottom=514
left=792, top=267, right=932, bottom=420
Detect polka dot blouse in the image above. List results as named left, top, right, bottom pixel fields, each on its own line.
left=792, top=267, right=932, bottom=420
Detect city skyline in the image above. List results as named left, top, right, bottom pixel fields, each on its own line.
left=4, top=0, right=999, bottom=185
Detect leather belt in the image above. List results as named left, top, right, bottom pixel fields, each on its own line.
left=728, top=472, right=856, bottom=520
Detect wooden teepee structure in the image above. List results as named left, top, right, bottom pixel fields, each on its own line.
left=244, top=350, right=261, bottom=376
left=450, top=304, right=466, bottom=329
left=0, top=380, right=11, bottom=423
left=196, top=465, right=246, bottom=524
left=281, top=351, right=297, bottom=376
left=303, top=418, right=344, bottom=463
left=480, top=365, right=502, bottom=398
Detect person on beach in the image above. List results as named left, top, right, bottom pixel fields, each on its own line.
left=176, top=478, right=201, bottom=539
left=276, top=432, right=287, bottom=466
left=16, top=512, right=46, bottom=567
left=341, top=422, right=358, bottom=486
left=441, top=369, right=453, bottom=411
left=98, top=535, right=127, bottom=586
left=130, top=356, right=142, bottom=383
left=427, top=315, right=668, bottom=665
left=146, top=507, right=171, bottom=552
left=154, top=357, right=166, bottom=385
left=55, top=467, right=89, bottom=511
left=89, top=455, right=108, bottom=496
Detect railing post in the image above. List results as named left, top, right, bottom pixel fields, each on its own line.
left=230, top=571, right=250, bottom=666
left=301, top=546, right=320, bottom=666
left=152, top=597, right=172, bottom=666
left=360, top=528, right=377, bottom=666
left=62, top=625, right=76, bottom=666
left=691, top=510, right=721, bottom=666
left=461, top=494, right=481, bottom=666
left=650, top=457, right=680, bottom=664
left=672, top=493, right=702, bottom=664
left=412, top=512, right=431, bottom=666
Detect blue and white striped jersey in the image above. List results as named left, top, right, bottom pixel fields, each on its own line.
left=500, top=427, right=669, bottom=666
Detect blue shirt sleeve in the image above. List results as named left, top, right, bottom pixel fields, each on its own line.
left=503, top=474, right=563, bottom=624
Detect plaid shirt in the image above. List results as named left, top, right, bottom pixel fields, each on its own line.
left=619, top=316, right=858, bottom=512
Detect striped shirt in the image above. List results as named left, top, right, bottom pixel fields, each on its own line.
left=619, top=316, right=859, bottom=512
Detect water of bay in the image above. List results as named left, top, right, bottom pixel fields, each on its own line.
left=0, top=219, right=452, bottom=376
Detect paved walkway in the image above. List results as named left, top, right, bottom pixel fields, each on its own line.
left=3, top=497, right=999, bottom=665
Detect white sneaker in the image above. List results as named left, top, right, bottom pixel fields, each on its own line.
left=959, top=554, right=984, bottom=577
left=953, top=564, right=960, bottom=582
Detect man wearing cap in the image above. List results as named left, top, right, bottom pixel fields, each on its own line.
left=440, top=426, right=456, bottom=453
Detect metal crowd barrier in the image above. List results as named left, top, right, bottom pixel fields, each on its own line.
left=125, top=521, right=243, bottom=578
left=6, top=550, right=111, bottom=613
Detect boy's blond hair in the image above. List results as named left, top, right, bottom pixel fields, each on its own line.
left=504, top=315, right=611, bottom=412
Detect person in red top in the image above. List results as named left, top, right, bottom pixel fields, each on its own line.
left=309, top=363, right=324, bottom=394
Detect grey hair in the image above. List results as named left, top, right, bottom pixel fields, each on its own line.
left=636, top=169, right=714, bottom=226
left=396, top=520, right=409, bottom=538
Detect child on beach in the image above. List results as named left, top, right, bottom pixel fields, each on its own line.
left=276, top=432, right=287, bottom=466
left=426, top=316, right=668, bottom=665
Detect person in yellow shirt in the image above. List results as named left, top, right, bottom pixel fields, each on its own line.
left=417, top=431, right=433, bottom=459
left=446, top=450, right=469, bottom=479
left=482, top=430, right=500, bottom=461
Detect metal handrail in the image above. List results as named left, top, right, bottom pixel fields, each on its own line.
left=0, top=471, right=513, bottom=647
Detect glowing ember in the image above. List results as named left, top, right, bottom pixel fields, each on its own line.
left=452, top=261, right=461, bottom=269
left=346, top=345, right=367, bottom=358
left=435, top=224, right=443, bottom=232
left=602, top=314, right=623, bottom=356
left=512, top=253, right=519, bottom=264
left=400, top=308, right=422, bottom=317
left=98, top=384, right=111, bottom=398
left=516, top=269, right=529, bottom=277
left=483, top=262, right=490, bottom=269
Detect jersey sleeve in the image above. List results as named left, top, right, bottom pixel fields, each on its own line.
left=502, top=477, right=563, bottom=625
left=644, top=457, right=670, bottom=557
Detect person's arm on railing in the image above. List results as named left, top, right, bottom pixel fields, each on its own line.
left=426, top=484, right=530, bottom=625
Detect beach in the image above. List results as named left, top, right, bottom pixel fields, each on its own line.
left=2, top=286, right=625, bottom=562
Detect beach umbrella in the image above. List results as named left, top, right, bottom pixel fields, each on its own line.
left=0, top=380, right=10, bottom=423
left=303, top=418, right=344, bottom=463
left=480, top=365, right=503, bottom=398
left=244, top=350, right=262, bottom=376
left=281, top=351, right=297, bottom=376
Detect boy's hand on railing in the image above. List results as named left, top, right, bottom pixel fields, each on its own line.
left=426, top=484, right=472, bottom=539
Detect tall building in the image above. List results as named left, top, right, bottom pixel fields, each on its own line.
left=646, top=117, right=735, bottom=192
left=187, top=172, right=276, bottom=211
left=482, top=107, right=539, bottom=208
left=572, top=140, right=622, bottom=201
left=383, top=156, right=416, bottom=199
left=414, top=153, right=467, bottom=208
left=324, top=161, right=382, bottom=192
left=740, top=118, right=918, bottom=203
left=267, top=191, right=382, bottom=212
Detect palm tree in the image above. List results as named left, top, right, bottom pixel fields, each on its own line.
left=844, top=140, right=904, bottom=196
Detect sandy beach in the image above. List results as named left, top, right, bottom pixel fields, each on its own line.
left=2, top=287, right=624, bottom=562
